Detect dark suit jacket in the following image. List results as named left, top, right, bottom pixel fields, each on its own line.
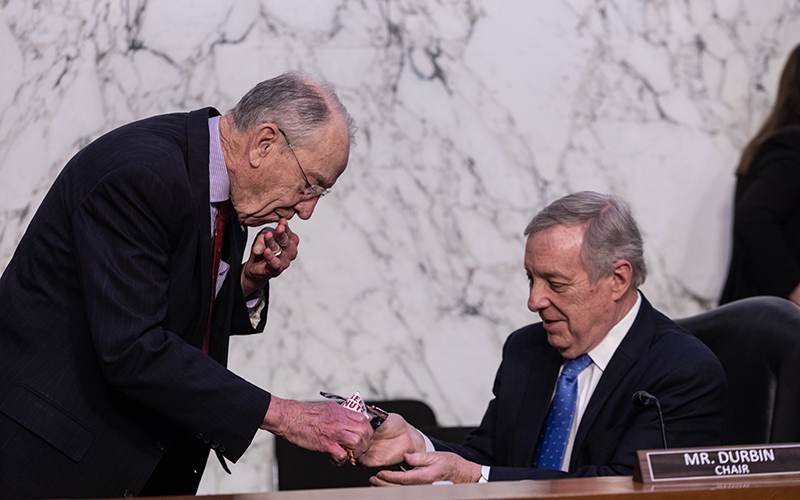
left=720, top=125, right=800, bottom=304
left=0, top=108, right=272, bottom=499
left=431, top=295, right=726, bottom=481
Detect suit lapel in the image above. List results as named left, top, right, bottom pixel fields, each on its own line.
left=513, top=343, right=563, bottom=466
left=570, top=296, right=657, bottom=468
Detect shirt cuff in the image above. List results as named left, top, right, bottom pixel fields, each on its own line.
left=422, top=432, right=435, bottom=453
left=246, top=288, right=266, bottom=328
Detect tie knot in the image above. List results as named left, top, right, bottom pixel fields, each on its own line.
left=562, top=353, right=592, bottom=378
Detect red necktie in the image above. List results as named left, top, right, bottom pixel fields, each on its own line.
left=202, top=200, right=232, bottom=354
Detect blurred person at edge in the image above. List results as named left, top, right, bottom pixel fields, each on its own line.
left=721, top=43, right=800, bottom=306
left=359, top=191, right=726, bottom=484
left=0, top=72, right=373, bottom=499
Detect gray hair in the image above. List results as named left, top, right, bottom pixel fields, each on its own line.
left=524, top=191, right=647, bottom=289
left=229, top=72, right=357, bottom=148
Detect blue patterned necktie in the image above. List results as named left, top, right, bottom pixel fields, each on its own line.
left=534, top=353, right=593, bottom=470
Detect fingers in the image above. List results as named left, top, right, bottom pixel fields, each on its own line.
left=262, top=232, right=283, bottom=262
left=339, top=413, right=374, bottom=458
left=251, top=230, right=283, bottom=266
left=272, top=219, right=291, bottom=247
left=403, top=451, right=434, bottom=468
left=357, top=450, right=381, bottom=468
left=339, top=429, right=367, bottom=452
left=316, top=402, right=373, bottom=465
left=260, top=220, right=289, bottom=250
left=327, top=444, right=349, bottom=467
left=359, top=450, right=405, bottom=469
left=399, top=452, right=482, bottom=484
left=329, top=430, right=370, bottom=467
left=357, top=416, right=418, bottom=468
left=371, top=468, right=424, bottom=486
left=328, top=446, right=360, bottom=467
left=252, top=226, right=278, bottom=256
left=368, top=453, right=450, bottom=486
left=255, top=220, right=297, bottom=263
left=276, top=219, right=300, bottom=254
left=251, top=227, right=271, bottom=255
left=369, top=474, right=402, bottom=487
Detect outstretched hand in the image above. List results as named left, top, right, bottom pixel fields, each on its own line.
left=261, top=396, right=374, bottom=466
left=241, top=219, right=299, bottom=297
left=358, top=413, right=426, bottom=468
left=369, top=451, right=482, bottom=486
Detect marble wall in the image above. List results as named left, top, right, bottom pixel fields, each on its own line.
left=1, top=0, right=799, bottom=494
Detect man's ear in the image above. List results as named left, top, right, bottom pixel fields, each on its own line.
left=248, top=123, right=280, bottom=167
left=610, top=260, right=633, bottom=300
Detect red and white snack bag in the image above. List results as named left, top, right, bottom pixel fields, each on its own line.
left=320, top=390, right=388, bottom=430
left=341, top=391, right=370, bottom=420
left=320, top=390, right=390, bottom=465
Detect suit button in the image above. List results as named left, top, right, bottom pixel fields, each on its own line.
left=211, top=441, right=219, bottom=449
left=157, top=441, right=167, bottom=451
left=196, top=433, right=203, bottom=440
left=219, top=446, right=226, bottom=453
left=203, top=436, right=211, bottom=444
left=123, top=489, right=134, bottom=498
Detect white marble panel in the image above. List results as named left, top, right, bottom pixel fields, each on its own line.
left=1, top=0, right=799, bottom=494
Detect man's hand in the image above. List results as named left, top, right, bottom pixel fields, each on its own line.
left=358, top=413, right=426, bottom=468
left=261, top=396, right=373, bottom=466
left=369, top=451, right=482, bottom=486
left=241, top=219, right=299, bottom=297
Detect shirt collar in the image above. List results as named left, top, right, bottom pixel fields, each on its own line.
left=586, top=291, right=642, bottom=372
left=208, top=115, right=230, bottom=203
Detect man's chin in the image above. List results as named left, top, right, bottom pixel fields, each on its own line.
left=544, top=326, right=573, bottom=355
left=240, top=213, right=282, bottom=227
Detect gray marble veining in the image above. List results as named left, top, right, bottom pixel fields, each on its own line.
left=1, top=0, right=798, bottom=494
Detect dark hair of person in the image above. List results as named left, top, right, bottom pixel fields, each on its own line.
left=737, top=43, right=800, bottom=176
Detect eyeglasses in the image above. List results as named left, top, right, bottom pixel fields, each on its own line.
left=278, top=128, right=330, bottom=198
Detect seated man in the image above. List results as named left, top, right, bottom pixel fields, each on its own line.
left=360, top=191, right=726, bottom=484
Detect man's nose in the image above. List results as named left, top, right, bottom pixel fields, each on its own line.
left=527, top=281, right=549, bottom=312
left=295, top=197, right=320, bottom=220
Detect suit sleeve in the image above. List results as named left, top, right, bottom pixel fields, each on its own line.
left=231, top=273, right=269, bottom=335
left=72, top=162, right=270, bottom=462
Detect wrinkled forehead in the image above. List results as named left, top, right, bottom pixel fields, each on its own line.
left=524, top=225, right=586, bottom=269
left=305, top=121, right=350, bottom=187
left=526, top=224, right=585, bottom=251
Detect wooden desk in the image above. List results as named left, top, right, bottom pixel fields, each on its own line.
left=154, top=476, right=800, bottom=500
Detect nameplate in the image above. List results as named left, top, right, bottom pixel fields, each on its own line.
left=634, top=443, right=800, bottom=483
